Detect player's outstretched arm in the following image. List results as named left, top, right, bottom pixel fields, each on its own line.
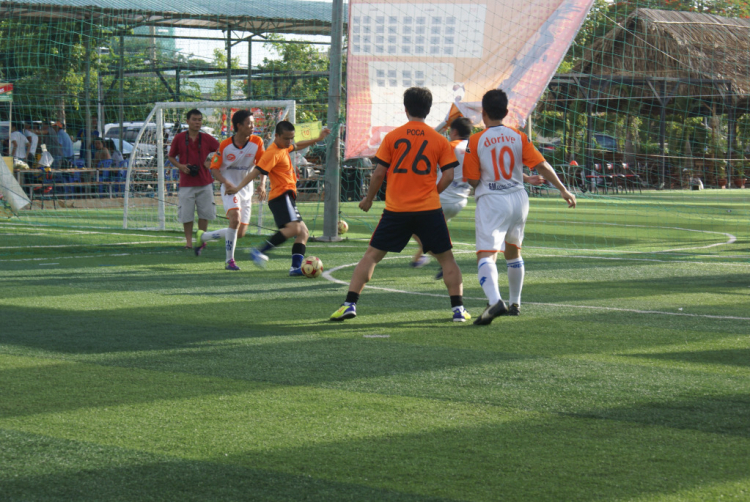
left=294, top=127, right=332, bottom=151
left=256, top=174, right=267, bottom=201
left=436, top=167, right=454, bottom=194
left=533, top=161, right=576, bottom=208
left=211, top=168, right=234, bottom=193
left=359, top=164, right=387, bottom=212
left=225, top=167, right=261, bottom=195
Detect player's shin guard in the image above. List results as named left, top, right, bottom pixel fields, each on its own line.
left=478, top=257, right=501, bottom=305
left=225, top=228, right=238, bottom=263
left=203, top=228, right=228, bottom=242
left=506, top=257, right=525, bottom=306
left=291, top=243, right=306, bottom=269
left=259, top=231, right=287, bottom=254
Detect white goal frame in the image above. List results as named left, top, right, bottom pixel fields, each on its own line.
left=123, top=100, right=296, bottom=230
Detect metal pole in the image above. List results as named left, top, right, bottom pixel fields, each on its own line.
left=176, top=69, right=181, bottom=102
left=726, top=83, right=735, bottom=181
left=247, top=36, right=253, bottom=99
left=659, top=81, right=666, bottom=189
left=119, top=35, right=124, bottom=151
left=84, top=39, right=92, bottom=169
left=321, top=0, right=344, bottom=241
left=226, top=28, right=232, bottom=135
left=156, top=106, right=165, bottom=230
left=97, top=49, right=104, bottom=136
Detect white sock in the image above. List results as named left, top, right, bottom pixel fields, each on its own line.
left=203, top=228, right=228, bottom=242
left=507, top=257, right=525, bottom=305
left=477, top=257, right=501, bottom=305
left=225, top=228, right=238, bottom=263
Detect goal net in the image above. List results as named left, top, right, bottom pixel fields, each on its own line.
left=123, top=100, right=295, bottom=232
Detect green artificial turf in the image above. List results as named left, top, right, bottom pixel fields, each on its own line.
left=1, top=191, right=749, bottom=501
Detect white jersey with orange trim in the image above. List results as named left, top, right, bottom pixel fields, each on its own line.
left=437, top=139, right=472, bottom=205
left=463, top=125, right=545, bottom=199
left=210, top=135, right=265, bottom=194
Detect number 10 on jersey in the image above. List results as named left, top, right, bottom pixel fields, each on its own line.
left=491, top=146, right=515, bottom=181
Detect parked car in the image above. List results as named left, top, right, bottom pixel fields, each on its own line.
left=593, top=133, right=618, bottom=152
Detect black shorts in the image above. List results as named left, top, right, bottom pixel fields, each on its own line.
left=370, top=208, right=452, bottom=254
left=268, top=191, right=303, bottom=229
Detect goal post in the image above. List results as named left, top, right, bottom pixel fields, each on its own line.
left=123, top=100, right=296, bottom=231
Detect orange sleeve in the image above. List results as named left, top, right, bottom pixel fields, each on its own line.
left=374, top=134, right=393, bottom=168
left=519, top=130, right=546, bottom=169
left=253, top=136, right=265, bottom=165
left=438, top=138, right=459, bottom=171
left=255, top=148, right=276, bottom=173
left=210, top=140, right=230, bottom=169
left=462, top=133, right=482, bottom=180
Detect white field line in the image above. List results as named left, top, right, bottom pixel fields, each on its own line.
left=322, top=256, right=750, bottom=322
left=0, top=224, right=183, bottom=241
left=533, top=254, right=750, bottom=267
left=0, top=250, right=177, bottom=263
left=0, top=241, right=176, bottom=250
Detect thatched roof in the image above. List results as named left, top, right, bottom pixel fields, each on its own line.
left=573, top=8, right=750, bottom=109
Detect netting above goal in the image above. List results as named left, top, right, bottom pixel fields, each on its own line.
left=122, top=100, right=295, bottom=231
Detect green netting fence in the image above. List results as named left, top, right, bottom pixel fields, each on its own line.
left=0, top=0, right=748, bottom=262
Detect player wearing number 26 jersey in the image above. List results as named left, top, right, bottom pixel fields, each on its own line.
left=374, top=122, right=459, bottom=214
left=330, top=87, right=470, bottom=323
left=465, top=89, right=575, bottom=325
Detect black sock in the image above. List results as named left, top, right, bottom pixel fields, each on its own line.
left=345, top=291, right=360, bottom=304
left=450, top=295, right=463, bottom=308
left=260, top=231, right=287, bottom=253
left=291, top=243, right=306, bottom=256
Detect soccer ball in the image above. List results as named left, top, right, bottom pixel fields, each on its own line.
left=301, top=256, right=323, bottom=278
left=338, top=220, right=349, bottom=234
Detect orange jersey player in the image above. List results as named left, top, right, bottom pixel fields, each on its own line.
left=330, top=87, right=471, bottom=323
left=227, top=120, right=330, bottom=276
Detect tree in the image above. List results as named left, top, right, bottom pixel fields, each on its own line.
left=249, top=37, right=330, bottom=122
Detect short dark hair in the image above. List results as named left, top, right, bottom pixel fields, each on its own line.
left=403, top=87, right=432, bottom=119
left=450, top=117, right=472, bottom=139
left=482, top=89, right=509, bottom=121
left=232, top=109, right=253, bottom=132
left=275, top=120, right=295, bottom=135
left=186, top=108, right=202, bottom=121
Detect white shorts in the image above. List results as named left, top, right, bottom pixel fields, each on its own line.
left=440, top=198, right=468, bottom=221
left=221, top=184, right=253, bottom=225
left=475, top=190, right=529, bottom=253
left=178, top=184, right=216, bottom=223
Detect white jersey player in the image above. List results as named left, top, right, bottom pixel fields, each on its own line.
left=410, top=118, right=472, bottom=276
left=439, top=118, right=473, bottom=220
left=195, top=109, right=265, bottom=270
left=412, top=117, right=545, bottom=279
left=464, top=89, right=576, bottom=324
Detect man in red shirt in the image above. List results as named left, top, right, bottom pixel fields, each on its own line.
left=168, top=109, right=221, bottom=249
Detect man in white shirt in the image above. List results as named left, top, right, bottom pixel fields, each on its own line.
left=10, top=123, right=29, bottom=160
left=23, top=123, right=39, bottom=163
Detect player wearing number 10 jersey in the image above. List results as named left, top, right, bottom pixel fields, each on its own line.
left=330, top=87, right=470, bottom=323
left=464, top=89, right=576, bottom=325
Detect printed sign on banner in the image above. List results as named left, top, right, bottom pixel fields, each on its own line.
left=0, top=83, right=12, bottom=102
left=344, top=0, right=595, bottom=158
left=294, top=121, right=323, bottom=143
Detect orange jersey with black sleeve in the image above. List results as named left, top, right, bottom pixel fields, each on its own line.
left=463, top=125, right=545, bottom=198
left=255, top=142, right=297, bottom=201
left=374, top=121, right=459, bottom=212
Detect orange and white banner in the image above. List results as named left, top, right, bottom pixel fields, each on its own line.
left=345, top=0, right=594, bottom=158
